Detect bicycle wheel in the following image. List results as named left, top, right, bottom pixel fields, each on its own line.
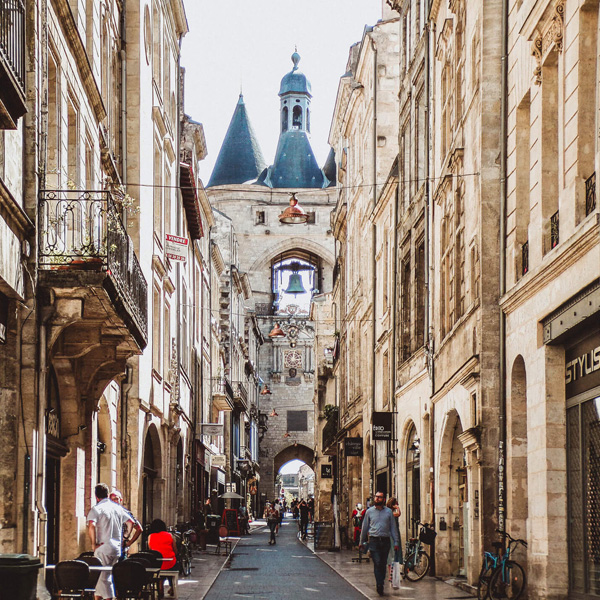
left=489, top=560, right=526, bottom=600
left=477, top=562, right=495, bottom=600
left=405, top=551, right=430, bottom=581
left=179, top=546, right=192, bottom=577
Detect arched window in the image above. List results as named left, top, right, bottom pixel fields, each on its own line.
left=306, top=108, right=310, bottom=133
left=293, top=105, right=302, bottom=128
left=281, top=106, right=288, bottom=132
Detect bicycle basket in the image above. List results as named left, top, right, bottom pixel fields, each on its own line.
left=419, top=525, right=437, bottom=545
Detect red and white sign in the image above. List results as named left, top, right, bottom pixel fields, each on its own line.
left=165, top=234, right=189, bottom=262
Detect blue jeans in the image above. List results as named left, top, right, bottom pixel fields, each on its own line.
left=368, top=536, right=391, bottom=589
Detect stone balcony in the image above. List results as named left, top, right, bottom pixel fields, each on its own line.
left=37, top=190, right=148, bottom=408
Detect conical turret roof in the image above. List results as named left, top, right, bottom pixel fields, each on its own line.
left=208, top=95, right=266, bottom=187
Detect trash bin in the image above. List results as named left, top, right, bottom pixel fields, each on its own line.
left=206, top=514, right=221, bottom=544
left=197, top=529, right=208, bottom=551
left=0, top=554, right=42, bottom=600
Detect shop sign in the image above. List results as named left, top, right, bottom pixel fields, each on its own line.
left=165, top=234, right=189, bottom=262
left=202, top=423, right=224, bottom=436
left=212, top=454, right=226, bottom=468
left=373, top=412, right=393, bottom=440
left=321, top=464, right=333, bottom=478
left=344, top=437, right=363, bottom=457
left=566, top=331, right=600, bottom=398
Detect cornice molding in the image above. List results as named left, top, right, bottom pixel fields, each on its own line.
left=501, top=215, right=600, bottom=315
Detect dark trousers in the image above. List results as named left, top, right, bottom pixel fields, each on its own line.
left=300, top=519, right=308, bottom=539
left=368, top=536, right=391, bottom=589
left=268, top=520, right=277, bottom=543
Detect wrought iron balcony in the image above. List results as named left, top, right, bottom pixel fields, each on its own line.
left=233, top=381, right=249, bottom=411
left=550, top=210, right=559, bottom=249
left=38, top=190, right=148, bottom=348
left=586, top=172, right=596, bottom=217
left=0, top=0, right=27, bottom=128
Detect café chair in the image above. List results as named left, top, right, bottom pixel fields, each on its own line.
left=112, top=560, right=152, bottom=600
left=75, top=554, right=102, bottom=597
left=53, top=560, right=90, bottom=600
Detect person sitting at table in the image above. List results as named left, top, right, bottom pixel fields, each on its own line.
left=148, top=519, right=178, bottom=596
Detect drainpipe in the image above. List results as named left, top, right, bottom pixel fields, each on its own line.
left=391, top=181, right=399, bottom=499
left=498, top=0, right=509, bottom=534
left=120, top=1, right=127, bottom=197
left=424, top=13, right=436, bottom=576
left=371, top=34, right=378, bottom=498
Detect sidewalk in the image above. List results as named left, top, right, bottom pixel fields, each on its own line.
left=178, top=519, right=267, bottom=600
left=301, top=530, right=476, bottom=599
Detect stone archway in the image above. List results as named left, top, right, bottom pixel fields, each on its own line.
left=437, top=410, right=465, bottom=577
left=274, top=443, right=314, bottom=475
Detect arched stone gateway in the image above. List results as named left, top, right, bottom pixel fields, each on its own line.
left=274, top=444, right=314, bottom=475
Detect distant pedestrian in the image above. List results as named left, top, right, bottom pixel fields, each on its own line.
left=359, top=491, right=399, bottom=597
left=109, top=489, right=141, bottom=560
left=298, top=499, right=309, bottom=540
left=307, top=497, right=314, bottom=522
left=385, top=497, right=402, bottom=581
left=267, top=502, right=279, bottom=545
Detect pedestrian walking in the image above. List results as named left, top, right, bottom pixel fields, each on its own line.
left=307, top=497, right=314, bottom=522
left=352, top=503, right=365, bottom=547
left=298, top=499, right=309, bottom=540
left=267, top=502, right=279, bottom=545
left=87, top=483, right=142, bottom=600
left=385, top=497, right=402, bottom=582
left=359, top=491, right=400, bottom=597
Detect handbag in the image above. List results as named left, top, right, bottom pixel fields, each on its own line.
left=391, top=561, right=402, bottom=589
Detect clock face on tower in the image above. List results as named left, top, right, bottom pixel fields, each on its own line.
left=284, top=350, right=302, bottom=370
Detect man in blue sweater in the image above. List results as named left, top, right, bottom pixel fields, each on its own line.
left=360, top=491, right=400, bottom=596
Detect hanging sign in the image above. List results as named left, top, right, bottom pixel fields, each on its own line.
left=202, top=423, right=224, bottom=436
left=344, top=437, right=363, bottom=457
left=321, top=464, right=333, bottom=478
left=165, top=234, right=189, bottom=262
left=372, top=412, right=393, bottom=440
left=212, top=454, right=226, bottom=468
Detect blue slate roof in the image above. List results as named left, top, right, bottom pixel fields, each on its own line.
left=207, top=95, right=266, bottom=187
left=256, top=131, right=328, bottom=189
left=279, top=52, right=312, bottom=97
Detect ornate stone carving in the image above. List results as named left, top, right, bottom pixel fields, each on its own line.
left=532, top=0, right=565, bottom=85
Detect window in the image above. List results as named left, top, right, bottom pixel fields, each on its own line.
left=163, top=300, right=170, bottom=378
left=306, top=212, right=316, bottom=224
left=415, top=239, right=425, bottom=347
left=153, top=140, right=162, bottom=240
left=256, top=210, right=265, bottom=225
left=47, top=53, right=60, bottom=188
left=515, top=92, right=531, bottom=279
left=152, top=286, right=161, bottom=373
left=287, top=410, right=308, bottom=432
left=67, top=97, right=79, bottom=188
left=281, top=106, right=288, bottom=132
left=401, top=251, right=411, bottom=362
left=292, top=105, right=302, bottom=128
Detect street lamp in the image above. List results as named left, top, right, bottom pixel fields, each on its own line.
left=278, top=193, right=308, bottom=224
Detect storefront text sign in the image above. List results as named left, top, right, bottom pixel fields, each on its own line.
left=165, top=234, right=189, bottom=262
left=321, top=464, right=333, bottom=478
left=344, top=437, right=363, bottom=456
left=212, top=454, right=226, bottom=468
left=565, top=332, right=600, bottom=398
left=202, top=423, right=224, bottom=436
left=372, top=412, right=393, bottom=440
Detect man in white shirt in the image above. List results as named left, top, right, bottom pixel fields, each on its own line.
left=87, top=483, right=141, bottom=600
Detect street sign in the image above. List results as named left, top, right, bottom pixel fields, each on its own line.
left=321, top=464, right=333, bottom=478
left=165, top=234, right=189, bottom=262
left=372, top=412, right=393, bottom=440
left=202, top=423, right=224, bottom=436
left=344, top=437, right=363, bottom=457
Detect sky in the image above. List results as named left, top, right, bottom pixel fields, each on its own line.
left=180, top=0, right=382, bottom=184
left=280, top=459, right=306, bottom=475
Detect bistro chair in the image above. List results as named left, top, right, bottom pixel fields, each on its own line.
left=53, top=560, right=90, bottom=600
left=215, top=525, right=232, bottom=556
left=112, top=560, right=152, bottom=600
left=75, top=554, right=102, bottom=597
left=129, top=552, right=162, bottom=569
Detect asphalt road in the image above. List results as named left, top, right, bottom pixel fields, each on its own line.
left=204, top=519, right=366, bottom=600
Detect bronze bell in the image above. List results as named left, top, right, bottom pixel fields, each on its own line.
left=284, top=273, right=306, bottom=295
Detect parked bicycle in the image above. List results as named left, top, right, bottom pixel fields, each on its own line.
left=403, top=519, right=436, bottom=581
left=478, top=530, right=527, bottom=600
left=169, top=525, right=193, bottom=577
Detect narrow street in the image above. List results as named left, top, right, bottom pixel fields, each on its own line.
left=204, top=518, right=364, bottom=600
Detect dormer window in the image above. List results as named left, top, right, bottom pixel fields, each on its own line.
left=293, top=105, right=302, bottom=129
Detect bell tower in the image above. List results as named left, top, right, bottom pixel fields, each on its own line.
left=279, top=51, right=312, bottom=135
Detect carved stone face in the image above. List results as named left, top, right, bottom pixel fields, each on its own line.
left=288, top=368, right=297, bottom=378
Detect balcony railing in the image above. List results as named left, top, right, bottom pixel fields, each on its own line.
left=550, top=210, right=559, bottom=249
left=586, top=172, right=596, bottom=217
left=234, top=381, right=248, bottom=411
left=38, top=190, right=148, bottom=345
left=0, top=0, right=25, bottom=89
left=322, top=412, right=339, bottom=451
left=521, top=241, right=529, bottom=276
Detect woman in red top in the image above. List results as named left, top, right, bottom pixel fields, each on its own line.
left=148, top=519, right=178, bottom=596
